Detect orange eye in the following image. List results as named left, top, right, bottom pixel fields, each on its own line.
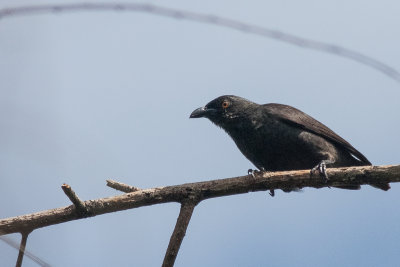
left=222, top=101, right=230, bottom=109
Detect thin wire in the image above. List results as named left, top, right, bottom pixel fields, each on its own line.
left=0, top=235, right=52, bottom=267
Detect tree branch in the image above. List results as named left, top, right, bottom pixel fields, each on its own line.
left=106, top=179, right=140, bottom=193
left=61, top=184, right=87, bottom=216
left=163, top=201, right=197, bottom=267
left=1, top=165, right=399, bottom=236
left=0, top=3, right=399, bottom=83
left=1, top=165, right=399, bottom=266
left=16, top=232, right=29, bottom=267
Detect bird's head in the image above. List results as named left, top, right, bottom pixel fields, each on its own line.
left=190, top=95, right=255, bottom=127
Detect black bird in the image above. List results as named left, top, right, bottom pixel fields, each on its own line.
left=190, top=95, right=389, bottom=191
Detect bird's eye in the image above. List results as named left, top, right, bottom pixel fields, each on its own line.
left=222, top=100, right=230, bottom=109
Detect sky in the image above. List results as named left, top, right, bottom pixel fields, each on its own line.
left=1, top=0, right=400, bottom=266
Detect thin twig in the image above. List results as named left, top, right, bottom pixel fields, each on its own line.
left=16, top=232, right=29, bottom=267
left=61, top=184, right=87, bottom=215
left=0, top=3, right=398, bottom=83
left=162, top=201, right=197, bottom=267
left=1, top=165, right=399, bottom=236
left=106, top=179, right=140, bottom=193
left=0, top=236, right=51, bottom=267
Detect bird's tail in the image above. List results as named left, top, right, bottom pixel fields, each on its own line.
left=333, top=185, right=361, bottom=190
left=345, top=156, right=390, bottom=191
left=333, top=183, right=390, bottom=191
left=369, top=183, right=391, bottom=191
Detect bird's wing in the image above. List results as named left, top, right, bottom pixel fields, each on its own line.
left=263, top=103, right=371, bottom=165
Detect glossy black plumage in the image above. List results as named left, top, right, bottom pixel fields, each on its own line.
left=190, top=95, right=389, bottom=191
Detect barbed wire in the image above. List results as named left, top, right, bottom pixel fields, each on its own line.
left=0, top=3, right=399, bottom=83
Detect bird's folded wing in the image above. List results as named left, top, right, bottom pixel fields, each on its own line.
left=263, top=103, right=371, bottom=165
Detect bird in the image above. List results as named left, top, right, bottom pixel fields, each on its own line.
left=190, top=95, right=389, bottom=192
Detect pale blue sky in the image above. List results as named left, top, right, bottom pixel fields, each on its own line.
left=1, top=1, right=400, bottom=266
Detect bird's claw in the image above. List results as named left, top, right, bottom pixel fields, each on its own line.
left=269, top=189, right=275, bottom=197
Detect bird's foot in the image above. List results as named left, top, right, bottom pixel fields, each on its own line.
left=248, top=169, right=257, bottom=178
left=310, top=160, right=333, bottom=184
left=247, top=168, right=265, bottom=178
left=248, top=168, right=273, bottom=196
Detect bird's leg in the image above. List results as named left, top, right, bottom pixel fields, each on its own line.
left=269, top=189, right=275, bottom=197
left=310, top=159, right=335, bottom=182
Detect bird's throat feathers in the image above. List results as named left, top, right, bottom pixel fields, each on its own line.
left=210, top=107, right=260, bottom=136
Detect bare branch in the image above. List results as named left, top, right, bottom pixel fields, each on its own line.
left=16, top=232, right=29, bottom=267
left=61, top=184, right=87, bottom=216
left=163, top=201, right=197, bottom=267
left=106, top=179, right=140, bottom=193
left=0, top=3, right=398, bottom=83
left=0, top=165, right=399, bottom=236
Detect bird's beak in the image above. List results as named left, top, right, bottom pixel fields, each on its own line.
left=190, top=107, right=215, bottom=118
